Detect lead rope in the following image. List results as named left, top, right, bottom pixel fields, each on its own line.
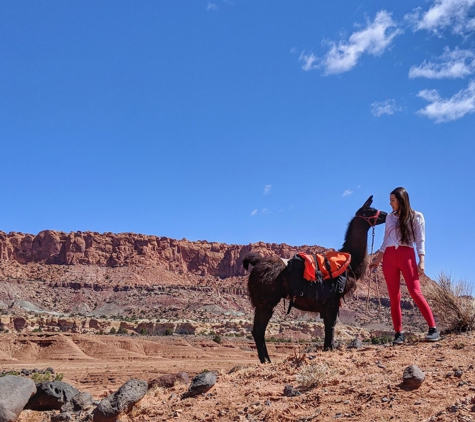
left=365, top=226, right=382, bottom=316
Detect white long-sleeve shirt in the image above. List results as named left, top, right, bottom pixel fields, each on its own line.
left=379, top=211, right=425, bottom=256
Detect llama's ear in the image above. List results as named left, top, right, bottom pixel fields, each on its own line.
left=362, top=195, right=373, bottom=208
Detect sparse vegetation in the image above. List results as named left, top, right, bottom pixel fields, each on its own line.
left=425, top=272, right=475, bottom=332
left=212, top=334, right=222, bottom=344
left=296, top=362, right=336, bottom=389
left=117, top=326, right=128, bottom=335
left=164, top=328, right=173, bottom=336
left=31, top=371, right=64, bottom=383
left=371, top=336, right=392, bottom=345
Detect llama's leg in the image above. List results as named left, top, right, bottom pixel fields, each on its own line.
left=252, top=306, right=274, bottom=363
left=322, top=301, right=339, bottom=351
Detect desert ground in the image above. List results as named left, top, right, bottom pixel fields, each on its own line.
left=2, top=329, right=475, bottom=422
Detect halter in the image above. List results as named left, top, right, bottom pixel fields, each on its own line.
left=357, top=210, right=381, bottom=227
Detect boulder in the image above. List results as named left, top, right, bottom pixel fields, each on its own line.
left=93, top=378, right=147, bottom=422
left=0, top=375, right=36, bottom=422
left=25, top=381, right=80, bottom=410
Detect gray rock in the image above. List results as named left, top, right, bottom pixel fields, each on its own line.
left=182, top=372, right=217, bottom=398
left=0, top=375, right=36, bottom=422
left=61, top=391, right=94, bottom=412
left=347, top=338, right=363, bottom=349
left=25, top=381, right=80, bottom=411
left=403, top=364, right=425, bottom=388
left=92, top=378, right=147, bottom=422
left=283, top=385, right=301, bottom=397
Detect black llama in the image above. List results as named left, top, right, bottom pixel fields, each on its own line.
left=243, top=196, right=387, bottom=363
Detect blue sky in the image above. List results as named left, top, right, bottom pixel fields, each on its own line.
left=1, top=1, right=474, bottom=286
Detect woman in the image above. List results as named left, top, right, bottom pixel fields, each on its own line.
left=369, top=187, right=440, bottom=345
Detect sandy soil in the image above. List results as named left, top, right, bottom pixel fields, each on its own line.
left=2, top=330, right=475, bottom=422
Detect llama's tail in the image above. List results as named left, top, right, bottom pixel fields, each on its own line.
left=242, top=253, right=262, bottom=270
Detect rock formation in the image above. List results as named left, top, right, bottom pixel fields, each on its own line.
left=0, top=230, right=324, bottom=277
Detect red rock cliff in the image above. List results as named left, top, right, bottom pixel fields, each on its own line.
left=0, top=230, right=325, bottom=278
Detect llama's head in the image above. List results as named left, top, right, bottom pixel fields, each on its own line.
left=355, top=195, right=387, bottom=227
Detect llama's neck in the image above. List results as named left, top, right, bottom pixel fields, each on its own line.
left=340, top=218, right=368, bottom=280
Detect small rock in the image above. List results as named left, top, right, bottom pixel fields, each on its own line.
left=283, top=385, right=300, bottom=397
left=347, top=338, right=363, bottom=349
left=228, top=366, right=244, bottom=374
left=402, top=365, right=425, bottom=388
left=182, top=372, right=217, bottom=399
left=454, top=371, right=463, bottom=378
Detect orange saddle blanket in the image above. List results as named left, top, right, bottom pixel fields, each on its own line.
left=297, top=252, right=351, bottom=281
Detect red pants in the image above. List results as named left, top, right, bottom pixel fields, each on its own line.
left=382, top=246, right=436, bottom=332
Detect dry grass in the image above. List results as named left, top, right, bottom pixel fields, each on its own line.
left=425, top=272, right=475, bottom=332
left=295, top=362, right=336, bottom=389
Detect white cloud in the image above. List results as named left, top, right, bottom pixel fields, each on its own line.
left=417, top=80, right=475, bottom=122
left=409, top=47, right=475, bottom=79
left=407, top=0, right=475, bottom=35
left=262, top=208, right=270, bottom=214
left=263, top=184, right=272, bottom=195
left=342, top=189, right=353, bottom=197
left=314, top=11, right=402, bottom=75
left=371, top=99, right=402, bottom=116
left=250, top=209, right=258, bottom=216
left=299, top=52, right=319, bottom=71
left=207, top=3, right=218, bottom=11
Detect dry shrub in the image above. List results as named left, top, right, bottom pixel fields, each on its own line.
left=296, top=363, right=336, bottom=389
left=425, top=272, right=475, bottom=332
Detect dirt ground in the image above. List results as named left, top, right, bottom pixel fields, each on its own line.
left=2, top=330, right=475, bottom=422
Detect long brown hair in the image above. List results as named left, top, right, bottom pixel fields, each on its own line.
left=391, top=187, right=415, bottom=244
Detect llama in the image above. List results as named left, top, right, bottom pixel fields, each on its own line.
left=243, top=196, right=387, bottom=363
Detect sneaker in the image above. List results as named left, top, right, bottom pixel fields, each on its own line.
left=426, top=327, right=441, bottom=342
left=393, top=332, right=405, bottom=345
